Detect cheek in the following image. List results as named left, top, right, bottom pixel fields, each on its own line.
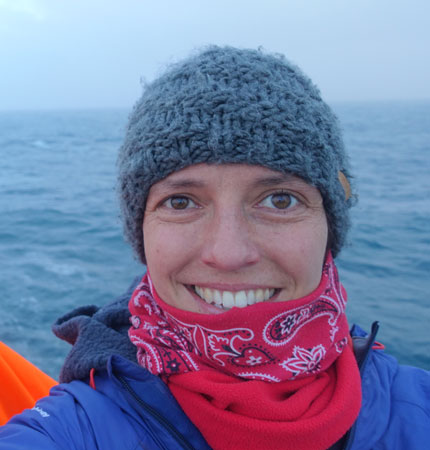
left=265, top=219, right=327, bottom=258
left=296, top=220, right=328, bottom=285
left=144, top=225, right=172, bottom=271
left=267, top=217, right=328, bottom=290
left=143, top=219, right=202, bottom=308
left=143, top=220, right=198, bottom=276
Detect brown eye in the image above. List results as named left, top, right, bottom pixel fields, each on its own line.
left=165, top=196, right=195, bottom=210
left=260, top=193, right=298, bottom=209
left=271, top=194, right=291, bottom=209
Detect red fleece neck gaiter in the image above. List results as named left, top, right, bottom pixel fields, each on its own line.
left=128, top=254, right=362, bottom=449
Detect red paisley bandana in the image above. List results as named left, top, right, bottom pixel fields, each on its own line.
left=128, top=253, right=350, bottom=382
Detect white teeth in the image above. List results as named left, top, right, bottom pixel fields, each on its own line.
left=222, top=291, right=235, bottom=308
left=247, top=290, right=256, bottom=305
left=255, top=289, right=264, bottom=302
left=234, top=290, right=248, bottom=308
left=203, top=288, right=213, bottom=302
left=193, top=286, right=277, bottom=309
left=213, top=289, right=222, bottom=305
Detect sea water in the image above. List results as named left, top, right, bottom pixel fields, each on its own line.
left=0, top=102, right=429, bottom=379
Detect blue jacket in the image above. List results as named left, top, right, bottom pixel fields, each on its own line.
left=1, top=280, right=429, bottom=449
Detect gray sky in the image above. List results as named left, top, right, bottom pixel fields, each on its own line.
left=1, top=0, right=429, bottom=110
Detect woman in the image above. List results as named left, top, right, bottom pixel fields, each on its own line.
left=0, top=46, right=429, bottom=449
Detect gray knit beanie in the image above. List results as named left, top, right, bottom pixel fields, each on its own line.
left=118, top=46, right=354, bottom=263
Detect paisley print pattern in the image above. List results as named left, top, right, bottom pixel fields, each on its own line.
left=280, top=345, right=327, bottom=377
left=129, top=253, right=350, bottom=381
left=263, top=262, right=346, bottom=347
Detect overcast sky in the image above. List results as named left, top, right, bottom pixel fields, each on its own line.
left=0, top=0, right=429, bottom=110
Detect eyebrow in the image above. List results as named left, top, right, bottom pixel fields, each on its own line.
left=155, top=179, right=208, bottom=191
left=152, top=172, right=297, bottom=193
left=250, top=173, right=296, bottom=187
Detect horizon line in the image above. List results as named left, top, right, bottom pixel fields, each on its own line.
left=1, top=98, right=430, bottom=114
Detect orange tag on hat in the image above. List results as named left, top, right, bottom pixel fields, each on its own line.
left=338, top=171, right=351, bottom=200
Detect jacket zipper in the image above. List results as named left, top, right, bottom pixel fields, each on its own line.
left=342, top=321, right=380, bottom=450
left=117, top=374, right=197, bottom=450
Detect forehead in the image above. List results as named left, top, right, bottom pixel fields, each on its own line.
left=149, top=163, right=313, bottom=193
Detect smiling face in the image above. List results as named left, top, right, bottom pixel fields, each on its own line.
left=143, top=163, right=328, bottom=314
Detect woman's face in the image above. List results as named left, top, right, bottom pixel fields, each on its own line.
left=143, top=164, right=328, bottom=314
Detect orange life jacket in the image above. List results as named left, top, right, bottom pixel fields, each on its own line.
left=0, top=341, right=57, bottom=425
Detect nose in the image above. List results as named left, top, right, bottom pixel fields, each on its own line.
left=201, top=209, right=260, bottom=272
